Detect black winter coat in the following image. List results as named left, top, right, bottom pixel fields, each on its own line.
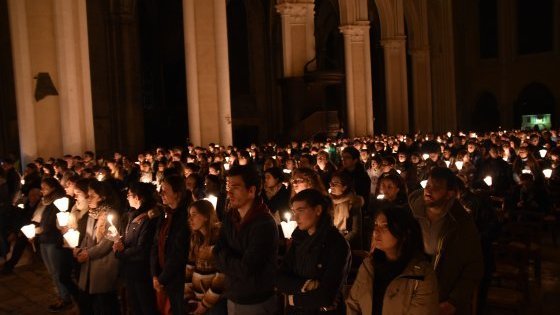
left=117, top=207, right=156, bottom=279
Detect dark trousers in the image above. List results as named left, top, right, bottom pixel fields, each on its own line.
left=167, top=283, right=185, bottom=315
left=126, top=277, right=157, bottom=315
left=2, top=234, right=27, bottom=271
left=79, top=290, right=121, bottom=315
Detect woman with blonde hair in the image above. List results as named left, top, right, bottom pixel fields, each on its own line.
left=185, top=199, right=226, bottom=314
left=290, top=167, right=327, bottom=197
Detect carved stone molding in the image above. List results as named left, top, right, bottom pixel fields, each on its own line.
left=275, top=3, right=310, bottom=24
left=339, top=24, right=370, bottom=42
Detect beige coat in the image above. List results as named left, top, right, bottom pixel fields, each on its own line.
left=346, top=257, right=439, bottom=315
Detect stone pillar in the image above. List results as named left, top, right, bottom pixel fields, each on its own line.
left=409, top=47, right=432, bottom=131
left=183, top=0, right=233, bottom=146
left=340, top=23, right=374, bottom=137
left=53, top=0, right=95, bottom=155
left=381, top=36, right=409, bottom=134
left=8, top=0, right=95, bottom=163
left=276, top=0, right=316, bottom=77
left=428, top=0, right=457, bottom=132
left=7, top=0, right=37, bottom=164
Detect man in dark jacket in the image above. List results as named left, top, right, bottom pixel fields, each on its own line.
left=214, top=165, right=279, bottom=315
left=409, top=167, right=483, bottom=315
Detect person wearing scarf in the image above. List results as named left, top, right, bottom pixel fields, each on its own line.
left=114, top=182, right=158, bottom=315
left=276, top=188, right=351, bottom=314
left=213, top=165, right=279, bottom=315
left=151, top=175, right=191, bottom=315
left=329, top=172, right=364, bottom=250
left=75, top=180, right=120, bottom=315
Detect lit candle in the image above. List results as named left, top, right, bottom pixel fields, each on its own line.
left=57, top=212, right=70, bottom=227
left=272, top=156, right=277, bottom=160
left=280, top=212, right=297, bottom=239
left=484, top=176, right=493, bottom=187
left=396, top=169, right=402, bottom=174
left=521, top=169, right=532, bottom=174
left=17, top=203, right=24, bottom=209
left=284, top=212, right=292, bottom=222
left=205, top=194, right=218, bottom=209
left=539, top=149, right=547, bottom=158
left=377, top=194, right=385, bottom=200
left=422, top=153, right=429, bottom=160
left=420, top=180, right=428, bottom=189
left=63, top=229, right=80, bottom=248
left=371, top=153, right=375, bottom=157
left=455, top=161, right=464, bottom=170
left=107, top=214, right=120, bottom=240
left=543, top=169, right=552, bottom=179
left=223, top=163, right=230, bottom=171
left=21, top=224, right=36, bottom=239
left=54, top=197, right=70, bottom=212
left=283, top=169, right=292, bottom=174
left=20, top=179, right=25, bottom=185
left=444, top=161, right=451, bottom=168
left=447, top=132, right=452, bottom=138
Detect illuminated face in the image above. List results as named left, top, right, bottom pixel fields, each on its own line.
left=329, top=176, right=346, bottom=196
left=40, top=183, right=55, bottom=197
left=372, top=213, right=398, bottom=253
left=423, top=177, right=452, bottom=208
left=291, top=175, right=311, bottom=194
left=292, top=200, right=321, bottom=232
left=188, top=206, right=208, bottom=232
left=379, top=179, right=399, bottom=202
left=226, top=175, right=255, bottom=210
left=264, top=173, right=279, bottom=189
left=160, top=182, right=179, bottom=207
left=127, top=191, right=141, bottom=210
left=88, top=189, right=103, bottom=209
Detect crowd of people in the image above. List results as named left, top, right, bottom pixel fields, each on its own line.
left=0, top=128, right=559, bottom=315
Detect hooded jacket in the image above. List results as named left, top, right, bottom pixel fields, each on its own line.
left=408, top=189, right=483, bottom=315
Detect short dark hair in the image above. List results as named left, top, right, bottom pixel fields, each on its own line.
left=264, top=167, right=284, bottom=182
left=342, top=146, right=360, bottom=160
left=428, top=167, right=459, bottom=192
left=227, top=165, right=261, bottom=191
left=128, top=182, right=158, bottom=209
left=290, top=188, right=333, bottom=224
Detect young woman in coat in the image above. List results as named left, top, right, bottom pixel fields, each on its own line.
left=346, top=206, right=439, bottom=315
left=75, top=180, right=121, bottom=315
left=113, top=182, right=158, bottom=315
left=277, top=188, right=351, bottom=314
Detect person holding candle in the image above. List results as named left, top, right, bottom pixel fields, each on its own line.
left=329, top=172, right=364, bottom=250
left=185, top=199, right=226, bottom=314
left=262, top=167, right=290, bottom=223
left=76, top=180, right=121, bottom=314
left=151, top=174, right=191, bottom=315
left=113, top=182, right=158, bottom=315
left=276, top=188, right=351, bottom=314
left=34, top=178, right=75, bottom=312
left=346, top=206, right=439, bottom=315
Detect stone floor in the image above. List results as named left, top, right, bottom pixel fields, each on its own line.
left=1, top=245, right=559, bottom=315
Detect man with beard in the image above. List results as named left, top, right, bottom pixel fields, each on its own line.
left=409, top=167, right=483, bottom=315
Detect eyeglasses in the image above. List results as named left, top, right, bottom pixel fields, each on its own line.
left=290, top=178, right=307, bottom=184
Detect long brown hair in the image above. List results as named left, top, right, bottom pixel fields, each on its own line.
left=188, top=199, right=220, bottom=259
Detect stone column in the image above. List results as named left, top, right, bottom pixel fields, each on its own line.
left=53, top=0, right=95, bottom=155
left=7, top=0, right=38, bottom=164
left=381, top=36, right=409, bottom=134
left=276, top=0, right=316, bottom=77
left=340, top=23, right=374, bottom=137
left=8, top=0, right=95, bottom=162
left=183, top=0, right=233, bottom=146
left=409, top=47, right=432, bottom=131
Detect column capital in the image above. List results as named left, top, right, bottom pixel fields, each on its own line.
left=339, top=23, right=370, bottom=42
left=275, top=2, right=312, bottom=23
left=380, top=36, right=407, bottom=48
